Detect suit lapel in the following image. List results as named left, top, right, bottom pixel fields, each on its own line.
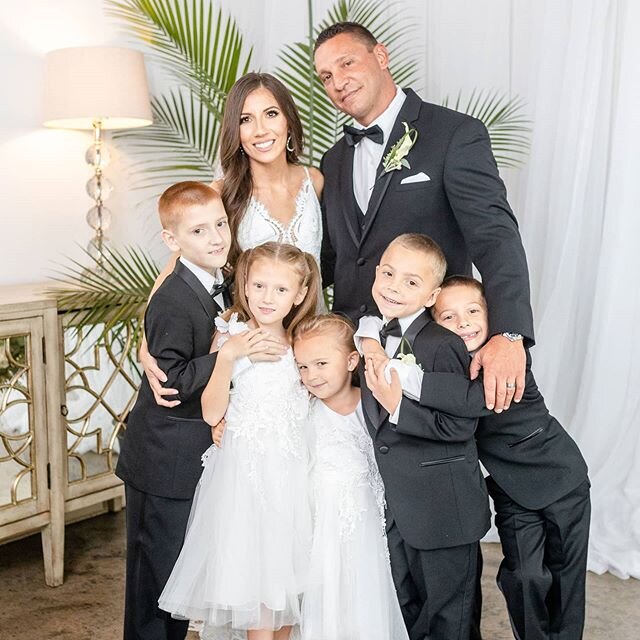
left=360, top=89, right=424, bottom=248
left=376, top=309, right=430, bottom=428
left=174, top=261, right=219, bottom=324
left=336, top=141, right=360, bottom=248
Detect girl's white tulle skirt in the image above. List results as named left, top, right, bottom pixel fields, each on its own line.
left=158, top=436, right=311, bottom=633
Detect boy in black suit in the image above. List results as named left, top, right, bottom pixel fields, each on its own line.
left=359, top=234, right=491, bottom=640
left=427, top=276, right=590, bottom=640
left=116, top=181, right=234, bottom=640
left=362, top=273, right=590, bottom=639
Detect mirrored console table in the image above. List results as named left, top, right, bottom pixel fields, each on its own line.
left=0, top=283, right=141, bottom=586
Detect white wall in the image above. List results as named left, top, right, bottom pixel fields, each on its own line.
left=0, top=0, right=541, bottom=286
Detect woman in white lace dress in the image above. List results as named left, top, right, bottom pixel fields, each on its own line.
left=214, top=72, right=323, bottom=271
left=292, top=315, right=409, bottom=640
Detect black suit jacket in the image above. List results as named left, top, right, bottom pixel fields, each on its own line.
left=321, top=89, right=534, bottom=344
left=419, top=350, right=589, bottom=510
left=116, top=261, right=231, bottom=500
left=360, top=311, right=490, bottom=551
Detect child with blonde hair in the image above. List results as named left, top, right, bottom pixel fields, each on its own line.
left=293, top=314, right=408, bottom=640
left=159, top=242, right=320, bottom=640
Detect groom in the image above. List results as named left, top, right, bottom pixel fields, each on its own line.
left=314, top=22, right=535, bottom=639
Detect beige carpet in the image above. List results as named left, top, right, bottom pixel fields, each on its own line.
left=0, top=510, right=638, bottom=639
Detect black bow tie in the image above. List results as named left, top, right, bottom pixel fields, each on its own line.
left=379, top=318, right=402, bottom=348
left=343, top=123, right=384, bottom=147
left=210, top=278, right=230, bottom=300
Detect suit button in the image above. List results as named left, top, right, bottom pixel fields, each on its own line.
left=356, top=257, right=366, bottom=266
left=378, top=445, right=390, bottom=454
left=359, top=304, right=367, bottom=313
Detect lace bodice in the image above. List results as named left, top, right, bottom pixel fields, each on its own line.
left=236, top=167, right=322, bottom=264
left=308, top=399, right=386, bottom=538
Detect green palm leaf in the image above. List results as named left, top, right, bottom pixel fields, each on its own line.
left=106, top=0, right=253, bottom=187
left=442, top=90, right=531, bottom=168
left=276, top=0, right=420, bottom=166
left=51, top=245, right=160, bottom=348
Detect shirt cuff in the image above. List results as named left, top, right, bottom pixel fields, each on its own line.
left=354, top=316, right=383, bottom=355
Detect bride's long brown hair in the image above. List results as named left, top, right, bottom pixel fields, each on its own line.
left=219, top=73, right=305, bottom=265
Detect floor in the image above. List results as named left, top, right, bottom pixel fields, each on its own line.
left=0, top=511, right=638, bottom=639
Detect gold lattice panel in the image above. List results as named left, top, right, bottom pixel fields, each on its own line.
left=0, top=334, right=35, bottom=509
left=62, top=321, right=141, bottom=485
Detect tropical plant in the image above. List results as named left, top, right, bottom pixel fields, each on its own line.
left=54, top=0, right=531, bottom=339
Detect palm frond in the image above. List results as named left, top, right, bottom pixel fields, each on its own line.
left=276, top=0, right=421, bottom=166
left=442, top=90, right=531, bottom=168
left=106, top=0, right=252, bottom=186
left=114, top=89, right=217, bottom=187
left=50, top=245, right=159, bottom=348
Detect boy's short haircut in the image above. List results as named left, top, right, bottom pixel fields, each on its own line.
left=440, top=275, right=486, bottom=297
left=388, top=233, right=448, bottom=285
left=158, top=181, right=221, bottom=231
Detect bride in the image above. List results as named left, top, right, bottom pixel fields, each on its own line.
left=141, top=72, right=324, bottom=402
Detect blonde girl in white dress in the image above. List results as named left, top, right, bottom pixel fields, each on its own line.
left=159, top=242, right=321, bottom=640
left=292, top=315, right=409, bottom=640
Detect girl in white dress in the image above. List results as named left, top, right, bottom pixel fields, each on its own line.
left=159, top=242, right=321, bottom=640
left=292, top=315, right=409, bottom=640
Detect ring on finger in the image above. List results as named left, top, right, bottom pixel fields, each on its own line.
left=506, top=382, right=515, bottom=390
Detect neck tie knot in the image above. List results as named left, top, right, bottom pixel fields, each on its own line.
left=379, top=317, right=402, bottom=348
left=343, top=123, right=384, bottom=147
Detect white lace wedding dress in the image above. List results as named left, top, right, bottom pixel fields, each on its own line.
left=158, top=315, right=311, bottom=636
left=301, top=399, right=409, bottom=640
left=236, top=167, right=322, bottom=266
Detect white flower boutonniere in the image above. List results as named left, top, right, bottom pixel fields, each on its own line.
left=396, top=337, right=423, bottom=371
left=382, top=122, right=418, bottom=174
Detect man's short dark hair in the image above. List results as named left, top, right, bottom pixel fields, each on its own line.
left=314, top=22, right=378, bottom=54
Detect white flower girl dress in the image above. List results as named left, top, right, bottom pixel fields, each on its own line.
left=158, top=314, right=311, bottom=636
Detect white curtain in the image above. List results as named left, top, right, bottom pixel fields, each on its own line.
left=513, top=0, right=640, bottom=578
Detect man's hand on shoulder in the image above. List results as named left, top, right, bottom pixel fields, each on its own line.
left=470, top=334, right=525, bottom=413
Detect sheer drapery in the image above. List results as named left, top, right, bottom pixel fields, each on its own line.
left=512, top=0, right=639, bottom=578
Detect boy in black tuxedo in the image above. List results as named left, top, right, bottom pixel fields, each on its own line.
left=359, top=234, right=490, bottom=640
left=116, top=181, right=233, bottom=640
left=427, top=276, right=590, bottom=640
left=362, top=273, right=590, bottom=639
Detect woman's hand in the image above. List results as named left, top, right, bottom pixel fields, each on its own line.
left=211, top=418, right=226, bottom=447
left=139, top=336, right=180, bottom=408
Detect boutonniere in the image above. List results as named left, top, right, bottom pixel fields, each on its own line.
left=382, top=122, right=418, bottom=174
left=396, top=337, right=423, bottom=371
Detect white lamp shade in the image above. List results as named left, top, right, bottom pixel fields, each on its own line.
left=43, top=46, right=153, bottom=130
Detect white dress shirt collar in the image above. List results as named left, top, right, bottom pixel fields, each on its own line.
left=383, top=306, right=427, bottom=335
left=179, top=256, right=223, bottom=294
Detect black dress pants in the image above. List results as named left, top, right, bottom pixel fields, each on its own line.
left=487, top=477, right=591, bottom=640
left=123, top=484, right=193, bottom=640
left=387, top=519, right=480, bottom=640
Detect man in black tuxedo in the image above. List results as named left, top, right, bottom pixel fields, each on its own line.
left=116, top=182, right=277, bottom=640
left=360, top=234, right=491, bottom=640
left=314, top=22, right=532, bottom=415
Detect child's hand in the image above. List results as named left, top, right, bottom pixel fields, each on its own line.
left=211, top=418, right=226, bottom=447
left=361, top=337, right=386, bottom=358
left=248, top=335, right=288, bottom=362
left=219, top=328, right=277, bottom=361
left=364, top=355, right=402, bottom=415
left=363, top=350, right=390, bottom=373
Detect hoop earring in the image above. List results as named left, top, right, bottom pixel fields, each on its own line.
left=286, top=134, right=295, bottom=153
